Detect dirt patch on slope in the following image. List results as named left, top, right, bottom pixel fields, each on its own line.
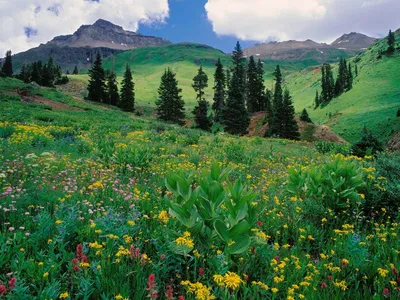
left=248, top=112, right=347, bottom=143
left=387, top=130, right=400, bottom=151
left=17, top=92, right=84, bottom=111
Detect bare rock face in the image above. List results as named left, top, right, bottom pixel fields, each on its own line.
left=48, top=19, right=171, bottom=50
left=331, top=32, right=378, bottom=50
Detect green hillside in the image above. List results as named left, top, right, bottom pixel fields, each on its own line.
left=69, top=43, right=336, bottom=109
left=286, top=32, right=400, bottom=143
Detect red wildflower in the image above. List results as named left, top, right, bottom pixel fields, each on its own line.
left=198, top=268, right=204, bottom=277
left=160, top=254, right=166, bottom=260
left=257, top=221, right=262, bottom=227
left=73, top=265, right=80, bottom=272
left=0, top=285, right=6, bottom=295
left=76, top=244, right=83, bottom=261
left=328, top=275, right=332, bottom=281
left=165, top=285, right=173, bottom=300
left=320, top=282, right=327, bottom=289
left=146, top=274, right=159, bottom=299
left=392, top=267, right=398, bottom=275
left=8, top=278, right=16, bottom=289
left=274, top=256, right=280, bottom=262
left=178, top=297, right=185, bottom=300
left=383, top=288, right=390, bottom=297
left=72, top=258, right=79, bottom=265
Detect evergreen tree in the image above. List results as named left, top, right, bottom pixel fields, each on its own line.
left=31, top=61, right=43, bottom=84
left=246, top=56, right=258, bottom=113
left=119, top=64, right=135, bottom=112
left=73, top=65, right=79, bottom=75
left=335, top=57, right=347, bottom=96
left=1, top=50, right=13, bottom=77
left=300, top=108, right=313, bottom=123
left=156, top=68, right=185, bottom=125
left=222, top=42, right=249, bottom=135
left=87, top=53, right=107, bottom=103
left=264, top=89, right=273, bottom=118
left=321, top=63, right=334, bottom=102
left=387, top=30, right=396, bottom=54
left=106, top=71, right=119, bottom=106
left=315, top=90, right=320, bottom=108
left=225, top=68, right=231, bottom=91
left=193, top=100, right=212, bottom=131
left=268, top=65, right=284, bottom=137
left=281, top=89, right=300, bottom=140
left=41, top=57, right=55, bottom=87
left=355, top=64, right=358, bottom=77
left=347, top=63, right=353, bottom=90
left=192, top=66, right=208, bottom=102
left=212, top=58, right=226, bottom=123
left=256, top=59, right=266, bottom=111
left=192, top=66, right=211, bottom=130
left=19, top=64, right=30, bottom=83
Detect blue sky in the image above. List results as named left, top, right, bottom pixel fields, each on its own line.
left=138, top=0, right=255, bottom=53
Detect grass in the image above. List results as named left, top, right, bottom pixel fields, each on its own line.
left=286, top=32, right=400, bottom=143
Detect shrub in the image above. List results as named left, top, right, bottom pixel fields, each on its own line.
left=0, top=125, right=16, bottom=139
left=315, top=141, right=352, bottom=156
left=287, top=155, right=365, bottom=224
left=352, top=128, right=384, bottom=157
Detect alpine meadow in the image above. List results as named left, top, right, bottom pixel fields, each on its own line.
left=1, top=2, right=400, bottom=300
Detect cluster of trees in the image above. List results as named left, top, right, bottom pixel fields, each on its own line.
left=0, top=51, right=13, bottom=78
left=86, top=53, right=135, bottom=112
left=387, top=30, right=397, bottom=54
left=315, top=58, right=354, bottom=107
left=187, top=42, right=299, bottom=139
left=18, top=57, right=68, bottom=86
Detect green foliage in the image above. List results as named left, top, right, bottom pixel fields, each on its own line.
left=165, top=162, right=257, bottom=256
left=352, top=127, right=384, bottom=157
left=106, top=71, right=119, bottom=106
left=387, top=30, right=396, bottom=54
left=1, top=50, right=13, bottom=77
left=300, top=108, right=313, bottom=123
left=212, top=59, right=226, bottom=123
left=315, top=141, right=352, bottom=156
left=192, top=99, right=212, bottom=131
left=287, top=155, right=365, bottom=217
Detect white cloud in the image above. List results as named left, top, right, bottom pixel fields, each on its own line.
left=0, top=0, right=169, bottom=55
left=205, top=0, right=400, bottom=43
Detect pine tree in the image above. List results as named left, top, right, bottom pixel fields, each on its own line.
left=31, top=61, right=43, bottom=84
left=315, top=90, right=320, bottom=108
left=355, top=64, right=358, bottom=77
left=73, top=65, right=79, bottom=75
left=225, top=68, right=231, bottom=91
left=222, top=41, right=249, bottom=135
left=156, top=68, right=185, bottom=125
left=264, top=89, right=273, bottom=119
left=106, top=71, right=119, bottom=106
left=335, top=57, right=347, bottom=96
left=41, top=57, right=55, bottom=87
left=212, top=58, right=226, bottom=123
left=18, top=64, right=30, bottom=83
left=256, top=59, right=266, bottom=111
left=87, top=53, right=107, bottom=103
left=268, top=65, right=284, bottom=137
left=192, top=66, right=208, bottom=102
left=347, top=62, right=353, bottom=90
left=246, top=56, right=258, bottom=113
left=1, top=50, right=13, bottom=77
left=321, top=63, right=334, bottom=102
left=119, top=64, right=135, bottom=112
left=387, top=30, right=396, bottom=54
left=281, top=89, right=300, bottom=140
left=193, top=100, right=212, bottom=131
left=300, top=108, right=313, bottom=123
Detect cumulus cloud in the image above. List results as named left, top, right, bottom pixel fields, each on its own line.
left=0, top=0, right=169, bottom=55
left=205, top=0, right=400, bottom=43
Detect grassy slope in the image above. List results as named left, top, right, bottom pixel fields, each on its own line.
left=286, top=33, right=400, bottom=143
left=70, top=43, right=331, bottom=109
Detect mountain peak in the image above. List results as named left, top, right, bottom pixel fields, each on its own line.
left=331, top=32, right=378, bottom=49
left=48, top=19, right=171, bottom=50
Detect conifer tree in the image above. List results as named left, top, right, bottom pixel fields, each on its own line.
left=281, top=89, right=300, bottom=140
left=300, top=108, right=313, bottom=123
left=315, top=90, right=320, bottom=108
left=246, top=56, right=258, bottom=113
left=387, top=30, right=396, bottom=54
left=119, top=64, right=135, bottom=112
left=73, top=65, right=79, bottom=75
left=19, top=64, right=30, bottom=83
left=1, top=50, right=13, bottom=77
left=256, top=59, right=266, bottom=111
left=347, top=63, right=353, bottom=90
left=31, top=61, right=43, bottom=84
left=192, top=66, right=211, bottom=130
left=87, top=53, right=107, bottom=103
left=225, top=68, right=231, bottom=91
left=156, top=68, right=185, bottom=125
left=106, top=71, right=119, bottom=106
left=264, top=89, right=273, bottom=118
left=222, top=42, right=249, bottom=135
left=41, top=57, right=55, bottom=87
left=355, top=64, right=358, bottom=77
left=268, top=65, right=284, bottom=137
left=321, top=63, right=334, bottom=102
left=212, top=58, right=226, bottom=123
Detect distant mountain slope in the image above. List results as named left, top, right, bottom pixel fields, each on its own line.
left=48, top=19, right=171, bottom=50
left=244, top=33, right=377, bottom=64
left=285, top=30, right=400, bottom=143
left=11, top=19, right=171, bottom=73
